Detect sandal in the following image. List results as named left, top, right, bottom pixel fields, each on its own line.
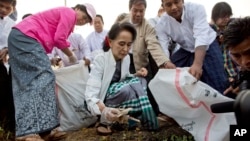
left=96, top=122, right=112, bottom=136
left=16, top=134, right=44, bottom=141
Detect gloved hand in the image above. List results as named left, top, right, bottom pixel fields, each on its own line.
left=68, top=54, right=77, bottom=64
left=50, top=57, right=61, bottom=66
left=101, top=107, right=121, bottom=123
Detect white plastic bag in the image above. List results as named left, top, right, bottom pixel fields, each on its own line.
left=149, top=68, right=236, bottom=141
left=54, top=60, right=97, bottom=131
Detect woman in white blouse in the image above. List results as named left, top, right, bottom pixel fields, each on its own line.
left=85, top=22, right=159, bottom=134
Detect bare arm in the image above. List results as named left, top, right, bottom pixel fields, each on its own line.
left=189, top=46, right=206, bottom=80
left=60, top=47, right=73, bottom=57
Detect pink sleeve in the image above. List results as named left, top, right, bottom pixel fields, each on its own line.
left=54, top=9, right=76, bottom=49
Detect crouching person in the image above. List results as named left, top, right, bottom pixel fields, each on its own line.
left=85, top=22, right=158, bottom=135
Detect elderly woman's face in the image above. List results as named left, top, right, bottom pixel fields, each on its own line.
left=109, top=30, right=133, bottom=60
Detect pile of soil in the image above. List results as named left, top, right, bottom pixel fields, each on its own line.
left=64, top=124, right=194, bottom=141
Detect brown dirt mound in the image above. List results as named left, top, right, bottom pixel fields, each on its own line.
left=64, top=124, right=194, bottom=141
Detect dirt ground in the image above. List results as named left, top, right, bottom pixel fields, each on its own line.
left=1, top=120, right=195, bottom=141
left=63, top=124, right=194, bottom=141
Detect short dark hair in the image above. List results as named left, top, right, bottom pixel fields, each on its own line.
left=129, top=0, right=147, bottom=10
left=73, top=4, right=92, bottom=24
left=211, top=2, right=232, bottom=22
left=22, top=13, right=32, bottom=19
left=96, top=14, right=104, bottom=24
left=223, top=17, right=250, bottom=49
left=103, top=22, right=137, bottom=51
left=0, top=0, right=16, bottom=7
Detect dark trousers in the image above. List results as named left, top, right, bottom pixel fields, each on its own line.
left=170, top=40, right=229, bottom=94
left=0, top=63, right=15, bottom=131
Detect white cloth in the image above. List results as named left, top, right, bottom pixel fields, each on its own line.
left=50, top=33, right=92, bottom=66
left=149, top=68, right=236, bottom=141
left=85, top=50, right=131, bottom=116
left=0, top=16, right=15, bottom=49
left=86, top=30, right=108, bottom=59
left=155, top=2, right=216, bottom=58
left=54, top=61, right=97, bottom=131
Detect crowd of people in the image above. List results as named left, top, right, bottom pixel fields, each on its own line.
left=0, top=0, right=249, bottom=140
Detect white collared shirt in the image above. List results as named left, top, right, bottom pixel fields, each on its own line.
left=0, top=16, right=15, bottom=49
left=155, top=2, right=216, bottom=58
left=86, top=30, right=108, bottom=52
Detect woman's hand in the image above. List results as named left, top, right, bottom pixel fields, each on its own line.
left=101, top=107, right=121, bottom=122
left=50, top=57, right=62, bottom=66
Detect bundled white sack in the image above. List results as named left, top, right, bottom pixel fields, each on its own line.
left=149, top=68, right=236, bottom=141
left=54, top=60, right=97, bottom=131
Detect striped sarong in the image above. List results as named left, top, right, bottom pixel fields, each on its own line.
left=105, top=77, right=158, bottom=130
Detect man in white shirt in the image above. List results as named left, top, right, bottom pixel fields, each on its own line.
left=155, top=0, right=228, bottom=94
left=50, top=33, right=92, bottom=67
left=86, top=15, right=108, bottom=60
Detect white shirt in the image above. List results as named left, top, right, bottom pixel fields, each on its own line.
left=155, top=2, right=216, bottom=58
left=86, top=30, right=108, bottom=60
left=148, top=16, right=160, bottom=28
left=0, top=16, right=15, bottom=49
left=86, top=30, right=108, bottom=49
left=50, top=33, right=92, bottom=66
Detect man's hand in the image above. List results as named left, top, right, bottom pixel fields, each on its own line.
left=223, top=86, right=240, bottom=95
left=189, top=46, right=206, bottom=80
left=160, top=61, right=176, bottom=69
left=135, top=67, right=148, bottom=77
left=189, top=63, right=203, bottom=80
